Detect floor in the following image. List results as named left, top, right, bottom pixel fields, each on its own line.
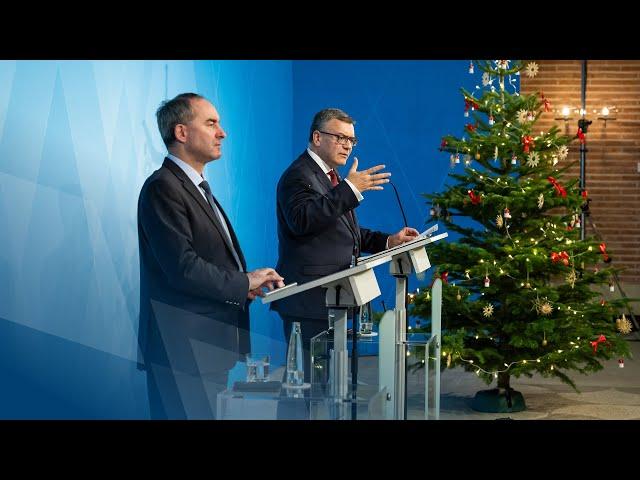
left=401, top=335, right=640, bottom=420
left=224, top=336, right=640, bottom=420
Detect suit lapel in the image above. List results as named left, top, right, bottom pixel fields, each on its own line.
left=163, top=159, right=244, bottom=266
left=210, top=195, right=247, bottom=271
left=302, top=153, right=360, bottom=246
left=335, top=169, right=361, bottom=239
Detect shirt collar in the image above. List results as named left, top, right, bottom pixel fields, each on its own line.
left=306, top=147, right=333, bottom=174
left=167, top=153, right=206, bottom=188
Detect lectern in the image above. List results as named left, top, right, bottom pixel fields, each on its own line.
left=262, top=261, right=388, bottom=418
left=357, top=226, right=448, bottom=419
left=262, top=227, right=448, bottom=419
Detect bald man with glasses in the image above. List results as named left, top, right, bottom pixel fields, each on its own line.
left=271, top=108, right=419, bottom=384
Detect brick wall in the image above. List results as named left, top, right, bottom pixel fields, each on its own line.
left=520, top=60, right=640, bottom=303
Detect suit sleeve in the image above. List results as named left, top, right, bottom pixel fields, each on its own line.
left=360, top=227, right=390, bottom=254
left=278, top=171, right=360, bottom=236
left=139, top=180, right=249, bottom=307
left=278, top=175, right=359, bottom=235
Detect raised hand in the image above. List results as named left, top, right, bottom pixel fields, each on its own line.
left=346, top=157, right=391, bottom=192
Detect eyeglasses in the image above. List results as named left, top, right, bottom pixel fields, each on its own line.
left=318, top=130, right=358, bottom=147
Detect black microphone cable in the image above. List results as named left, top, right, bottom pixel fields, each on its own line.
left=388, top=180, right=408, bottom=228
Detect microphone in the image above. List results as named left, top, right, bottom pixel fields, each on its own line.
left=388, top=180, right=408, bottom=228
left=353, top=156, right=408, bottom=227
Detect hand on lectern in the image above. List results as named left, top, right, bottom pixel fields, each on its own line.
left=346, top=157, right=391, bottom=192
left=247, top=268, right=285, bottom=300
left=387, top=227, right=420, bottom=248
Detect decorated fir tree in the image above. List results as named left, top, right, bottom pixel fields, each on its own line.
left=411, top=60, right=632, bottom=411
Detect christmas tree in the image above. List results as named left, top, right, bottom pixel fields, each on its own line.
left=411, top=60, right=632, bottom=411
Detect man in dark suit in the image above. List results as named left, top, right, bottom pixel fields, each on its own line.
left=138, top=93, right=284, bottom=419
left=271, top=108, right=419, bottom=382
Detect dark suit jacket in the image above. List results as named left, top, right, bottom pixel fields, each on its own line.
left=271, top=151, right=389, bottom=320
left=137, top=158, right=250, bottom=374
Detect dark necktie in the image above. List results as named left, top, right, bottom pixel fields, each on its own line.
left=328, top=169, right=339, bottom=187
left=199, top=180, right=244, bottom=272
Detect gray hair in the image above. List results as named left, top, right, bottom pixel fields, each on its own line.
left=156, top=93, right=205, bottom=148
left=308, top=108, right=355, bottom=142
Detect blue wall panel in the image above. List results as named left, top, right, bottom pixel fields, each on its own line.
left=0, top=60, right=292, bottom=418
left=0, top=59, right=482, bottom=417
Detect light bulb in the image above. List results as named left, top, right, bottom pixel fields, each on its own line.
left=601, top=106, right=610, bottom=116
left=561, top=106, right=570, bottom=117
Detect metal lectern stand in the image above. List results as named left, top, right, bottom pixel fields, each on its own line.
left=262, top=261, right=387, bottom=419
left=358, top=230, right=448, bottom=419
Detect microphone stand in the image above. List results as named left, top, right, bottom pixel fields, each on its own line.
left=389, top=180, right=409, bottom=228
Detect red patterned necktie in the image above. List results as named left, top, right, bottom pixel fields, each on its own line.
left=328, top=169, right=339, bottom=187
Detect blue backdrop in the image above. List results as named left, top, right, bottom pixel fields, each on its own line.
left=0, top=59, right=487, bottom=418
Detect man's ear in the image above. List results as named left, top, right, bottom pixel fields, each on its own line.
left=312, top=130, right=321, bottom=146
left=174, top=124, right=187, bottom=143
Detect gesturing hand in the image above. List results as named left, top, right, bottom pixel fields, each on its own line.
left=346, top=157, right=391, bottom=193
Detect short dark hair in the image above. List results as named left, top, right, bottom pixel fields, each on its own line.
left=156, top=93, right=205, bottom=148
left=308, top=108, right=355, bottom=142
